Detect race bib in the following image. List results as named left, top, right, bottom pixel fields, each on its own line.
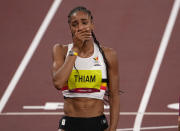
left=68, top=70, right=102, bottom=91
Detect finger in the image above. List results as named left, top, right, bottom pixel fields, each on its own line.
left=79, top=36, right=92, bottom=42
left=74, top=28, right=91, bottom=38
left=79, top=32, right=92, bottom=37
left=77, top=28, right=91, bottom=34
left=79, top=34, right=92, bottom=40
left=78, top=27, right=90, bottom=31
left=81, top=35, right=92, bottom=39
left=74, top=30, right=90, bottom=36
left=77, top=31, right=91, bottom=37
left=76, top=32, right=92, bottom=40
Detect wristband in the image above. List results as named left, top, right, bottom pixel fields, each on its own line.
left=69, top=50, right=78, bottom=56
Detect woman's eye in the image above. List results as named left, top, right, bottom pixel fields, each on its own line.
left=72, top=23, right=77, bottom=27
left=71, top=22, right=78, bottom=27
left=83, top=22, right=88, bottom=25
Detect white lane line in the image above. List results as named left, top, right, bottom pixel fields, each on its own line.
left=22, top=102, right=110, bottom=110
left=167, top=103, right=179, bottom=110
left=23, top=106, right=45, bottom=109
left=0, top=0, right=63, bottom=113
left=117, top=125, right=178, bottom=131
left=133, top=0, right=180, bottom=130
left=0, top=112, right=178, bottom=115
left=0, top=112, right=65, bottom=115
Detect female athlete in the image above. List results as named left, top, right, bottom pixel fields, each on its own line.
left=52, top=6, right=120, bottom=131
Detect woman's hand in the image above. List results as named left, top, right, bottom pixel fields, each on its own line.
left=72, top=28, right=92, bottom=52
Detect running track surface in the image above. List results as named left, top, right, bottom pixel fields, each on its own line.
left=0, top=0, right=179, bottom=131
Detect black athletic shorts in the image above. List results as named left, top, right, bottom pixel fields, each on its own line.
left=58, top=114, right=108, bottom=131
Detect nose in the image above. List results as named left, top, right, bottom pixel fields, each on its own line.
left=77, top=23, right=84, bottom=32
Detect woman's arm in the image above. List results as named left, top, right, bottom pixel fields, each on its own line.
left=52, top=28, right=92, bottom=89
left=104, top=47, right=120, bottom=131
left=52, top=44, right=78, bottom=89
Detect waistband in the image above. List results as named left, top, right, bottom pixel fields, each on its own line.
left=62, top=114, right=106, bottom=120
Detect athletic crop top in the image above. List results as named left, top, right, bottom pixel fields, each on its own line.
left=61, top=42, right=108, bottom=100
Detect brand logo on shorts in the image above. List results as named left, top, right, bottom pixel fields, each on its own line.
left=62, top=119, right=66, bottom=126
left=103, top=119, right=107, bottom=124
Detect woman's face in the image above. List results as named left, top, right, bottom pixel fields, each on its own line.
left=69, top=11, right=94, bottom=36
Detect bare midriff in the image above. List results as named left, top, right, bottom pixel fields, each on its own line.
left=63, top=97, right=104, bottom=117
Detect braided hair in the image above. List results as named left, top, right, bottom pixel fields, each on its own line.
left=68, top=6, right=118, bottom=102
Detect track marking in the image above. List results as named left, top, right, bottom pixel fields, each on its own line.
left=167, top=103, right=179, bottom=110
left=23, top=102, right=110, bottom=110
left=133, top=0, right=180, bottom=130
left=0, top=112, right=178, bottom=115
left=0, top=0, right=63, bottom=113
left=117, top=125, right=178, bottom=131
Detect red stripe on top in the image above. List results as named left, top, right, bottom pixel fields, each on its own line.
left=61, top=86, right=68, bottom=91
left=100, top=86, right=106, bottom=90
left=69, top=88, right=100, bottom=93
left=61, top=86, right=107, bottom=92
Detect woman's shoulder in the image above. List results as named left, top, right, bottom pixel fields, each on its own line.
left=101, top=45, right=117, bottom=58
left=53, top=43, right=70, bottom=55
left=100, top=45, right=118, bottom=66
left=53, top=43, right=69, bottom=50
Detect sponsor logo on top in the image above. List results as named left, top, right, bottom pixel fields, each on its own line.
left=93, top=56, right=101, bottom=66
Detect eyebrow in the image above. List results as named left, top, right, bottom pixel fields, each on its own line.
left=72, top=18, right=88, bottom=23
left=81, top=18, right=88, bottom=21
left=71, top=18, right=89, bottom=23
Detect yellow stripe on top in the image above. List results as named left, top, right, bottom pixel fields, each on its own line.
left=68, top=70, right=102, bottom=91
left=101, top=82, right=107, bottom=87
